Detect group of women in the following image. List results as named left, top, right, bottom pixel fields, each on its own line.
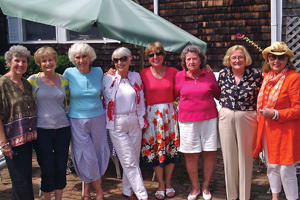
left=0, top=39, right=299, bottom=200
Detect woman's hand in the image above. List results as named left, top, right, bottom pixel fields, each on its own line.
left=1, top=144, right=12, bottom=159
left=106, top=68, right=116, bottom=75
left=205, top=64, right=213, bottom=73
left=259, top=107, right=275, bottom=118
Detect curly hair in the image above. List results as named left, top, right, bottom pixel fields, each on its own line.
left=68, top=43, right=97, bottom=65
left=4, top=45, right=31, bottom=66
left=180, top=45, right=206, bottom=70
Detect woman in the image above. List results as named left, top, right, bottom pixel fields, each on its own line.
left=253, top=41, right=300, bottom=200
left=28, top=46, right=71, bottom=200
left=102, top=47, right=148, bottom=200
left=0, top=45, right=37, bottom=200
left=218, top=45, right=262, bottom=200
left=63, top=43, right=110, bottom=200
left=140, top=41, right=180, bottom=200
left=174, top=45, right=220, bottom=200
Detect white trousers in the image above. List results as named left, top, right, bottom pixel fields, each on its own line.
left=263, top=133, right=299, bottom=200
left=109, top=113, right=148, bottom=200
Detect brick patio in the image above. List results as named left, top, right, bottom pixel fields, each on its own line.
left=0, top=149, right=298, bottom=200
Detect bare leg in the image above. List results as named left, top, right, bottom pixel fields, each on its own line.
left=272, top=193, right=280, bottom=200
left=201, top=151, right=216, bottom=195
left=82, top=182, right=91, bottom=199
left=54, top=189, right=63, bottom=200
left=165, top=163, right=175, bottom=196
left=43, top=192, right=52, bottom=200
left=185, top=153, right=201, bottom=195
left=92, top=178, right=104, bottom=200
left=153, top=166, right=165, bottom=199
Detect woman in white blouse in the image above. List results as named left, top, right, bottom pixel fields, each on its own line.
left=102, top=47, right=148, bottom=200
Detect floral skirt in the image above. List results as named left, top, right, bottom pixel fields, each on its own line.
left=141, top=103, right=180, bottom=167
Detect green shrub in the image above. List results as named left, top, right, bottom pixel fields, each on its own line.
left=0, top=55, right=73, bottom=78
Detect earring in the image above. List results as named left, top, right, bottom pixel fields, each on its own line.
left=286, top=63, right=290, bottom=67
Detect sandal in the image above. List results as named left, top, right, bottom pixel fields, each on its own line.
left=155, top=190, right=165, bottom=200
left=165, top=188, right=175, bottom=198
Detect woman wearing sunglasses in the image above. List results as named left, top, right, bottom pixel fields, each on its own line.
left=102, top=47, right=148, bottom=200
left=253, top=41, right=300, bottom=200
left=140, top=41, right=180, bottom=200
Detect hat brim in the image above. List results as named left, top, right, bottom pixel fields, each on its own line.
left=262, top=47, right=295, bottom=60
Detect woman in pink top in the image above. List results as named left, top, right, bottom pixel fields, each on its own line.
left=174, top=45, right=220, bottom=200
left=140, top=42, right=180, bottom=200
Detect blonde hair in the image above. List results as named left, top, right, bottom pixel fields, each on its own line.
left=34, top=46, right=58, bottom=67
left=68, top=43, right=97, bottom=65
left=223, top=45, right=252, bottom=67
left=145, top=41, right=166, bottom=58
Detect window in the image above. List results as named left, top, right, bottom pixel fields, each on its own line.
left=7, top=16, right=120, bottom=44
left=23, top=20, right=56, bottom=41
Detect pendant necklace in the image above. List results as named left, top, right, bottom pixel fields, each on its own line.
left=10, top=75, right=23, bottom=88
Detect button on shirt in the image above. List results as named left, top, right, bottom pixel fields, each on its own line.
left=218, top=66, right=263, bottom=111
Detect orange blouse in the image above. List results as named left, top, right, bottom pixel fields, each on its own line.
left=253, top=70, right=300, bottom=165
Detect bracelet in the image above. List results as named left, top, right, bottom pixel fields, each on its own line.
left=272, top=109, right=279, bottom=120
left=0, top=142, right=10, bottom=150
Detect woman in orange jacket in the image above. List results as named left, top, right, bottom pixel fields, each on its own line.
left=253, top=41, right=300, bottom=200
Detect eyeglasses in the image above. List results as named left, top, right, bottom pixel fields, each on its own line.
left=148, top=51, right=163, bottom=58
left=268, top=54, right=286, bottom=61
left=230, top=56, right=244, bottom=61
left=113, top=56, right=127, bottom=63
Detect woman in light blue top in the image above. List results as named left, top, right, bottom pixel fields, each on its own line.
left=63, top=43, right=110, bottom=200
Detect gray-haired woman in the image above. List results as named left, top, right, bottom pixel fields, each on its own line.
left=63, top=43, right=110, bottom=200
left=103, top=47, right=148, bottom=200
left=0, top=45, right=37, bottom=200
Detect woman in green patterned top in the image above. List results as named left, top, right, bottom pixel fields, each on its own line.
left=0, top=45, right=37, bottom=200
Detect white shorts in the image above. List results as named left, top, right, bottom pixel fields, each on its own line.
left=179, top=118, right=220, bottom=153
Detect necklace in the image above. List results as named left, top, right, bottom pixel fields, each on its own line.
left=9, top=75, right=24, bottom=88
left=151, top=66, right=165, bottom=78
left=121, top=78, right=127, bottom=83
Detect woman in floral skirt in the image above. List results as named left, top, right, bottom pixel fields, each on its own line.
left=140, top=41, right=180, bottom=200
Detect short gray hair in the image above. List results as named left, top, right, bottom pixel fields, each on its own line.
left=4, top=45, right=31, bottom=66
left=68, top=43, right=97, bottom=65
left=111, top=47, right=132, bottom=60
left=181, top=45, right=206, bottom=70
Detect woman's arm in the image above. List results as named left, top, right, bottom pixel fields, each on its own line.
left=0, top=119, right=12, bottom=159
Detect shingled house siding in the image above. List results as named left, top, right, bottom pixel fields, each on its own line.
left=0, top=1, right=272, bottom=72
left=140, top=0, right=271, bottom=71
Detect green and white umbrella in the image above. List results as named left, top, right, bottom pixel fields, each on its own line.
left=0, top=0, right=206, bottom=53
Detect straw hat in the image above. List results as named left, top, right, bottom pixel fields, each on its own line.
left=262, top=41, right=295, bottom=60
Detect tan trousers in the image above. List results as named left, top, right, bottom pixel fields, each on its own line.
left=218, top=108, right=257, bottom=200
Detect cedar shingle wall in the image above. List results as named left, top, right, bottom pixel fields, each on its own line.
left=140, top=0, right=271, bottom=70
left=0, top=1, right=273, bottom=72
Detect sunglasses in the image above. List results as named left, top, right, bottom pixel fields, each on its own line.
left=113, top=56, right=127, bottom=63
left=268, top=54, right=286, bottom=61
left=148, top=51, right=163, bottom=58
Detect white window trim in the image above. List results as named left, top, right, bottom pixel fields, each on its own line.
left=7, top=16, right=120, bottom=44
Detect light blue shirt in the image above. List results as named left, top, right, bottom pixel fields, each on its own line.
left=63, top=66, right=105, bottom=118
